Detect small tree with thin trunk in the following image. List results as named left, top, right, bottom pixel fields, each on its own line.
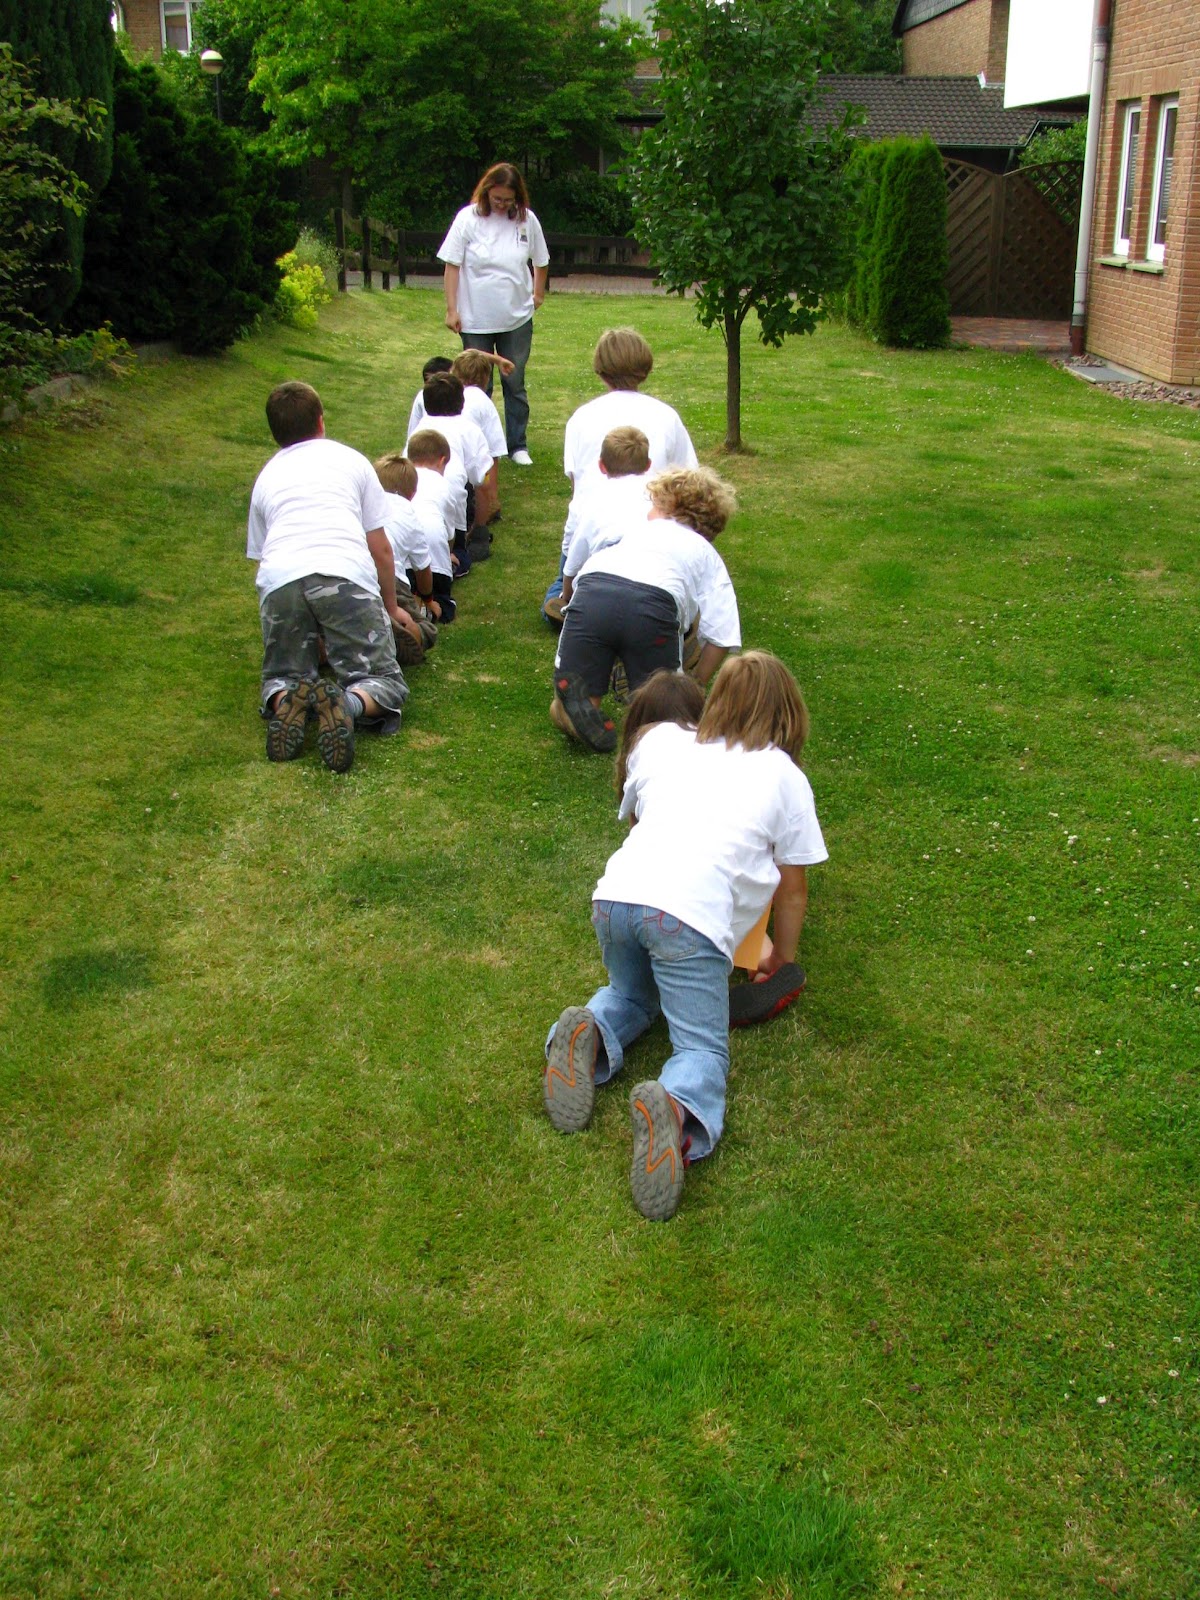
left=624, top=0, right=857, bottom=451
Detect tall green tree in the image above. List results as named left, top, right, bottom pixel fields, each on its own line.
left=196, top=0, right=643, bottom=226
left=0, top=0, right=113, bottom=322
left=625, top=0, right=859, bottom=452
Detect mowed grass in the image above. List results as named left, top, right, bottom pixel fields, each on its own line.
left=1, top=287, right=1197, bottom=1599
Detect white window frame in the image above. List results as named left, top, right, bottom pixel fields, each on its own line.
left=161, top=0, right=201, bottom=53
left=1113, top=101, right=1141, bottom=258
left=1147, top=97, right=1178, bottom=264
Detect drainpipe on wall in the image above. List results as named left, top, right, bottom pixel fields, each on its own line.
left=1071, top=0, right=1113, bottom=356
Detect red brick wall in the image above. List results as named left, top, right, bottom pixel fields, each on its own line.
left=903, top=1, right=992, bottom=78
left=121, top=0, right=163, bottom=59
left=1087, top=0, right=1200, bottom=382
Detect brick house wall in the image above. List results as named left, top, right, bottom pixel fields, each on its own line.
left=903, top=1, right=993, bottom=77
left=901, top=0, right=1009, bottom=83
left=1087, top=0, right=1200, bottom=382
left=120, top=0, right=164, bottom=58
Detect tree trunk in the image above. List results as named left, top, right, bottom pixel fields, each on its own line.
left=723, top=308, right=742, bottom=451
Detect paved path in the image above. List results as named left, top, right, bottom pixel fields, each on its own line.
left=951, top=316, right=1071, bottom=353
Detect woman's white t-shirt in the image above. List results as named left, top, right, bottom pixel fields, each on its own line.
left=594, top=724, right=828, bottom=961
left=438, top=205, right=550, bottom=334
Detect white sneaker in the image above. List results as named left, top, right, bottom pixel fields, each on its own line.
left=510, top=449, right=533, bottom=466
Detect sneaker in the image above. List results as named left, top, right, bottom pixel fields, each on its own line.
left=467, top=528, right=493, bottom=562
left=555, top=673, right=616, bottom=753
left=266, top=680, right=312, bottom=762
left=548, top=694, right=579, bottom=741
left=609, top=659, right=629, bottom=704
left=510, top=449, right=533, bottom=466
left=542, top=593, right=566, bottom=628
left=311, top=679, right=355, bottom=773
left=629, top=1081, right=685, bottom=1221
left=543, top=1007, right=597, bottom=1132
left=729, top=963, right=806, bottom=1029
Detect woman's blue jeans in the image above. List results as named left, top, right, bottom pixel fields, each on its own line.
left=460, top=317, right=534, bottom=454
left=550, top=900, right=731, bottom=1160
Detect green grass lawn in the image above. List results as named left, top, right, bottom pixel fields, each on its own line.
left=2, top=288, right=1197, bottom=1599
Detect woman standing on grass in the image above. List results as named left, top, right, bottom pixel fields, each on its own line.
left=438, top=163, right=550, bottom=467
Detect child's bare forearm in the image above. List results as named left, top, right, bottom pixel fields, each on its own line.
left=764, top=866, right=808, bottom=969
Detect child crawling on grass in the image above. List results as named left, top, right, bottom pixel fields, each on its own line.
left=542, top=653, right=828, bottom=1222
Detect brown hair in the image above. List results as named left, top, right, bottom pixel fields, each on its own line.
left=266, top=380, right=322, bottom=447
left=422, top=372, right=465, bottom=418
left=648, top=466, right=737, bottom=542
left=374, top=452, right=417, bottom=498
left=593, top=327, right=653, bottom=391
left=451, top=349, right=493, bottom=390
left=696, top=651, right=810, bottom=765
left=600, top=425, right=650, bottom=478
left=472, top=162, right=529, bottom=220
left=615, top=670, right=706, bottom=795
left=407, top=428, right=452, bottom=468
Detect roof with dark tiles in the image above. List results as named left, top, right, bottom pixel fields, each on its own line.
left=807, top=75, right=1080, bottom=148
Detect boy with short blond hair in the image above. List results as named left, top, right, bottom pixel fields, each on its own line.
left=406, top=428, right=459, bottom=622
left=373, top=451, right=438, bottom=664
left=561, top=426, right=652, bottom=603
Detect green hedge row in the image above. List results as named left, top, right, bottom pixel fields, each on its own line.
left=843, top=134, right=950, bottom=349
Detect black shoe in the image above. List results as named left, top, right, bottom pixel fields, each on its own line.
left=554, top=674, right=616, bottom=753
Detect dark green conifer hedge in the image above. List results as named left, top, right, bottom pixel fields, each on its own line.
left=70, top=54, right=295, bottom=355
left=0, top=0, right=114, bottom=324
left=843, top=134, right=950, bottom=349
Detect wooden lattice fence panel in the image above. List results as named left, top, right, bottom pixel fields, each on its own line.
left=942, top=158, right=1082, bottom=317
left=945, top=159, right=998, bottom=315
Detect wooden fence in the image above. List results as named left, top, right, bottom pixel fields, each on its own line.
left=944, top=159, right=1084, bottom=318
left=331, top=211, right=653, bottom=290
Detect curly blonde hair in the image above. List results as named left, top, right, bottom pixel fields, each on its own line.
left=648, top=466, right=737, bottom=542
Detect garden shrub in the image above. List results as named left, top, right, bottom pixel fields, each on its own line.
left=69, top=53, right=295, bottom=355
left=843, top=141, right=888, bottom=327
left=867, top=135, right=949, bottom=348
left=274, top=248, right=332, bottom=329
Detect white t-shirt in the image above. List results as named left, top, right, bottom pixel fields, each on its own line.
left=594, top=723, right=828, bottom=962
left=437, top=205, right=550, bottom=334
left=409, top=385, right=507, bottom=460
left=247, top=437, right=387, bottom=601
left=576, top=516, right=741, bottom=649
left=380, top=491, right=432, bottom=575
left=406, top=413, right=492, bottom=532
left=412, top=468, right=454, bottom=577
left=562, top=390, right=697, bottom=546
left=564, top=472, right=653, bottom=577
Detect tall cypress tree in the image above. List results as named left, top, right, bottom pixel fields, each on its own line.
left=0, top=0, right=114, bottom=322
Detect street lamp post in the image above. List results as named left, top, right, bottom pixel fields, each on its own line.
left=199, top=49, right=224, bottom=123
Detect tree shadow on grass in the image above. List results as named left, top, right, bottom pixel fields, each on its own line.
left=42, top=946, right=154, bottom=1009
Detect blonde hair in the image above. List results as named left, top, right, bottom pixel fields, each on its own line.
left=406, top=428, right=451, bottom=468
left=600, top=426, right=650, bottom=477
left=696, top=651, right=809, bottom=765
left=615, top=670, right=706, bottom=794
left=593, top=327, right=653, bottom=391
left=648, top=466, right=737, bottom=542
left=373, top=452, right=417, bottom=497
left=451, top=349, right=493, bottom=390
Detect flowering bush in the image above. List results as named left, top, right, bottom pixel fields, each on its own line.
left=274, top=249, right=332, bottom=330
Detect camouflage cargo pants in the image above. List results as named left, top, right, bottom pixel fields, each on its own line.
left=260, top=574, right=409, bottom=714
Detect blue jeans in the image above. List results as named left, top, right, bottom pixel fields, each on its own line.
left=460, top=318, right=534, bottom=454
left=547, top=900, right=731, bottom=1160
